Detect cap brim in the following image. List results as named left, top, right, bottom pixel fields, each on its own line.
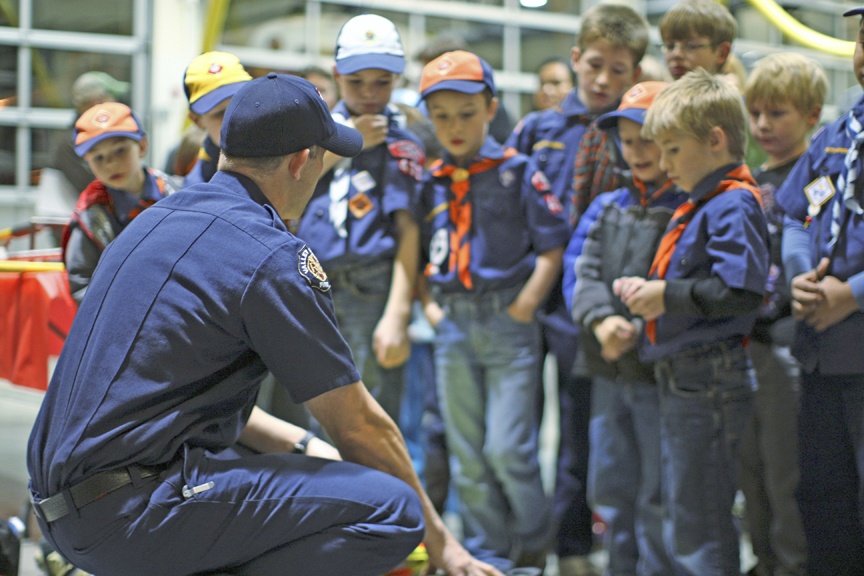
left=597, top=108, right=647, bottom=129
left=335, top=53, right=405, bottom=75
left=320, top=122, right=364, bottom=157
left=75, top=131, right=143, bottom=157
left=844, top=7, right=864, bottom=16
left=421, top=79, right=489, bottom=99
left=190, top=82, right=247, bottom=114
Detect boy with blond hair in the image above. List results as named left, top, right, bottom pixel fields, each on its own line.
left=774, top=8, right=864, bottom=573
left=418, top=50, right=570, bottom=572
left=658, top=0, right=736, bottom=80
left=741, top=52, right=827, bottom=576
left=506, top=7, right=648, bottom=572
left=615, top=69, right=769, bottom=575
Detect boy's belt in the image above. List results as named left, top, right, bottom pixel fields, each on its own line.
left=32, top=464, right=164, bottom=523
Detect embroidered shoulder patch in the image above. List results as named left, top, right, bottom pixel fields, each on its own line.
left=389, top=140, right=426, bottom=182
left=298, top=245, right=331, bottom=292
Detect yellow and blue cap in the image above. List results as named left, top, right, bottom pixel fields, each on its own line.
left=184, top=51, right=252, bottom=115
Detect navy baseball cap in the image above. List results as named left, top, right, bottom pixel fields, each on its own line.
left=844, top=6, right=864, bottom=16
left=597, top=81, right=668, bottom=129
left=220, top=73, right=362, bottom=158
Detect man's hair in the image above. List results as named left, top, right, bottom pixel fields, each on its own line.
left=219, top=152, right=284, bottom=173
left=578, top=3, right=650, bottom=66
left=642, top=68, right=747, bottom=161
left=744, top=53, right=828, bottom=115
left=659, top=0, right=737, bottom=45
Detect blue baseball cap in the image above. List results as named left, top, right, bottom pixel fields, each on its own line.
left=844, top=6, right=864, bottom=16
left=597, top=81, right=668, bottom=129
left=220, top=73, right=362, bottom=158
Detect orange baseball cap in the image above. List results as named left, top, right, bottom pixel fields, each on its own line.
left=73, top=102, right=144, bottom=157
left=184, top=51, right=252, bottom=115
left=419, top=50, right=496, bottom=99
left=597, top=81, right=669, bottom=129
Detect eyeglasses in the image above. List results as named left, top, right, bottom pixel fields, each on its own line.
left=658, top=41, right=712, bottom=54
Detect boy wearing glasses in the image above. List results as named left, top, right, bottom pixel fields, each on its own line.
left=658, top=0, right=736, bottom=81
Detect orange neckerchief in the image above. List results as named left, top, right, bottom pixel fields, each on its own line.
left=645, top=164, right=761, bottom=344
left=431, top=149, right=517, bottom=290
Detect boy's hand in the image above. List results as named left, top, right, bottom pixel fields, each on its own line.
left=348, top=114, right=388, bottom=150
left=507, top=296, right=537, bottom=323
left=804, top=275, right=860, bottom=332
left=593, top=315, right=637, bottom=361
left=790, top=257, right=829, bottom=320
left=618, top=279, right=666, bottom=321
left=427, top=533, right=505, bottom=576
left=613, top=276, right=645, bottom=301
left=373, top=313, right=411, bottom=368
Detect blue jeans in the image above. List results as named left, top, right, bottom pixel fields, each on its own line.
left=654, top=340, right=754, bottom=576
left=433, top=286, right=550, bottom=568
left=740, top=338, right=806, bottom=576
left=588, top=375, right=672, bottom=576
left=797, top=371, right=864, bottom=576
left=36, top=447, right=424, bottom=576
left=329, top=260, right=404, bottom=422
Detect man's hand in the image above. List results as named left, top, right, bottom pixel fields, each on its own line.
left=426, top=531, right=505, bottom=576
left=593, top=315, right=637, bottom=361
left=348, top=114, right=388, bottom=150
left=373, top=313, right=411, bottom=368
left=615, top=277, right=666, bottom=321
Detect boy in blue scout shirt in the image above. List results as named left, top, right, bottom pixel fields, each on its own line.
left=562, top=81, right=686, bottom=576
left=296, top=14, right=425, bottom=423
left=615, top=69, right=769, bottom=576
left=417, top=50, right=571, bottom=572
left=182, top=51, right=252, bottom=186
left=740, top=52, right=826, bottom=576
left=62, top=102, right=180, bottom=303
left=774, top=8, right=864, bottom=574
left=505, top=6, right=648, bottom=574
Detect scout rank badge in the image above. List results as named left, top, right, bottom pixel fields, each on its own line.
left=803, top=175, right=835, bottom=227
left=349, top=171, right=375, bottom=219
left=298, top=244, right=331, bottom=292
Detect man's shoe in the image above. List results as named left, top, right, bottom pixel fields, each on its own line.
left=557, top=554, right=600, bottom=576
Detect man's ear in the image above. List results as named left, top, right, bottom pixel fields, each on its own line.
left=286, top=148, right=310, bottom=179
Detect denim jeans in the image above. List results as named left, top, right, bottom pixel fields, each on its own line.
left=797, top=371, right=864, bottom=576
left=740, top=339, right=806, bottom=576
left=433, top=285, right=550, bottom=567
left=329, top=260, right=405, bottom=422
left=588, top=375, right=672, bottom=576
left=654, top=340, right=754, bottom=576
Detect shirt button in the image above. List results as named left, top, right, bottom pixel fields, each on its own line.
left=316, top=209, right=324, bottom=218
left=680, top=258, right=687, bottom=266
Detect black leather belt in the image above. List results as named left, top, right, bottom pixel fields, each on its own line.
left=32, top=465, right=163, bottom=523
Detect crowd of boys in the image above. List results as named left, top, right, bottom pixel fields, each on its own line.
left=27, top=0, right=864, bottom=575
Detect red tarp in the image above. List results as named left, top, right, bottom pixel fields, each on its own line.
left=0, top=271, right=77, bottom=390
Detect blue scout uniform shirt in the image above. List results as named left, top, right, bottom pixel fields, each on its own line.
left=506, top=89, right=592, bottom=210
left=297, top=102, right=424, bottom=269
left=419, top=136, right=571, bottom=295
left=28, top=171, right=359, bottom=497
left=640, top=164, right=770, bottom=362
left=775, top=95, right=864, bottom=374
left=183, top=135, right=220, bottom=187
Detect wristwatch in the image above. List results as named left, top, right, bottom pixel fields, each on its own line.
left=293, top=430, right=316, bottom=454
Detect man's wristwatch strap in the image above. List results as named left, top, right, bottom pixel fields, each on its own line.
left=293, top=430, right=316, bottom=454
